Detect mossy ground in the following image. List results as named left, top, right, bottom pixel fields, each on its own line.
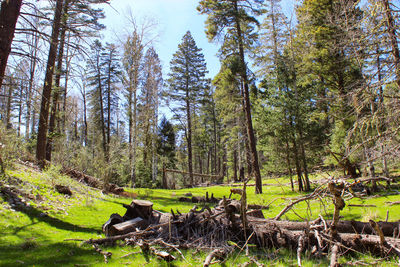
left=0, top=164, right=399, bottom=266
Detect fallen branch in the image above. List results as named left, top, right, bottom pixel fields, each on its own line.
left=92, top=244, right=112, bottom=263
left=348, top=204, right=376, bottom=207
left=274, top=189, right=323, bottom=220
left=203, top=248, right=229, bottom=267
left=386, top=201, right=400, bottom=206
left=329, top=243, right=339, bottom=267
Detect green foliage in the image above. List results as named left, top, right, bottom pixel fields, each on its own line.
left=0, top=125, right=25, bottom=170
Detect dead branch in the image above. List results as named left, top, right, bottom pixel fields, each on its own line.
left=203, top=248, right=229, bottom=267
left=329, top=243, right=340, bottom=267
left=274, top=189, right=323, bottom=220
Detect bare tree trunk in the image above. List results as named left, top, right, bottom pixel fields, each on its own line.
left=241, top=96, right=252, bottom=178
left=290, top=124, right=303, bottom=192
left=5, top=78, right=13, bottom=129
left=25, top=22, right=40, bottom=139
left=36, top=0, right=64, bottom=168
left=376, top=45, right=390, bottom=180
left=186, top=96, right=193, bottom=186
left=131, top=89, right=137, bottom=186
left=233, top=148, right=238, bottom=182
left=285, top=139, right=294, bottom=191
left=298, top=127, right=310, bottom=191
left=0, top=0, right=22, bottom=90
left=82, top=82, right=88, bottom=146
left=17, top=83, right=23, bottom=136
left=46, top=0, right=70, bottom=162
left=233, top=3, right=262, bottom=193
left=97, top=63, right=107, bottom=162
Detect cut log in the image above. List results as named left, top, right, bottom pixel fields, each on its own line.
left=108, top=217, right=148, bottom=236
left=103, top=213, right=123, bottom=236
left=123, top=200, right=153, bottom=220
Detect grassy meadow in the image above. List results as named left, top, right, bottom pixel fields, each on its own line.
left=0, top=164, right=399, bottom=266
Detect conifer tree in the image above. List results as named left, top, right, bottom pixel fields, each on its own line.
left=166, top=31, right=208, bottom=186
left=198, top=0, right=264, bottom=193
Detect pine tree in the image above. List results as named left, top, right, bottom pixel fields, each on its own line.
left=166, top=31, right=208, bottom=186
left=138, top=47, right=162, bottom=182
left=86, top=40, right=107, bottom=161
left=36, top=0, right=64, bottom=168
left=157, top=116, right=176, bottom=188
left=198, top=0, right=264, bottom=193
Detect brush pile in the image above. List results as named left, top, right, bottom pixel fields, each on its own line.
left=75, top=180, right=400, bottom=266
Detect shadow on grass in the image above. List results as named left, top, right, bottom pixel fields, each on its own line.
left=0, top=241, right=100, bottom=267
left=1, top=186, right=100, bottom=235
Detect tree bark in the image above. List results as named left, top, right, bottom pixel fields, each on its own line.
left=233, top=1, right=262, bottom=193
left=5, top=78, right=13, bottom=129
left=46, top=0, right=70, bottom=161
left=186, top=96, right=194, bottom=186
left=36, top=0, right=64, bottom=168
left=0, top=0, right=22, bottom=90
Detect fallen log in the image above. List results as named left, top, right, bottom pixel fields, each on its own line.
left=108, top=217, right=148, bottom=236
left=246, top=216, right=400, bottom=237
left=61, top=167, right=101, bottom=188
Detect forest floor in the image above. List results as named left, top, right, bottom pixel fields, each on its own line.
left=0, top=163, right=399, bottom=266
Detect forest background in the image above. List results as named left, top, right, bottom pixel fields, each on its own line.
left=0, top=0, right=399, bottom=194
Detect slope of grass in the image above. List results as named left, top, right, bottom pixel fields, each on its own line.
left=0, top=163, right=398, bottom=266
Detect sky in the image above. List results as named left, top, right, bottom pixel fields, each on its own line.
left=100, top=0, right=297, bottom=80
left=100, top=0, right=222, bottom=79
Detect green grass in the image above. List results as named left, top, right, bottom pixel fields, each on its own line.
left=0, top=164, right=399, bottom=266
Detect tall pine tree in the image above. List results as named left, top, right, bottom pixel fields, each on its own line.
left=166, top=31, right=208, bottom=186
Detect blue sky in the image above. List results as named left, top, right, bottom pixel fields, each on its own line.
left=101, top=0, right=296, bottom=80
left=101, top=0, right=221, bottom=79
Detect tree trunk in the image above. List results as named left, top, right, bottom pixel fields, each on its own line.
left=233, top=148, right=238, bottom=182
left=46, top=0, right=70, bottom=162
left=186, top=97, right=193, bottom=186
left=233, top=5, right=262, bottom=193
left=98, top=63, right=107, bottom=162
left=25, top=23, right=40, bottom=139
left=0, top=0, right=22, bottom=90
left=291, top=133, right=303, bottom=192
left=36, top=0, right=64, bottom=168
left=298, top=127, right=310, bottom=191
left=5, top=78, right=13, bottom=129
left=285, top=139, right=294, bottom=191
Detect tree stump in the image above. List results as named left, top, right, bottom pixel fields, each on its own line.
left=123, top=200, right=153, bottom=220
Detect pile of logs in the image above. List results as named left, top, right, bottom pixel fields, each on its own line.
left=61, top=167, right=124, bottom=195
left=74, top=181, right=400, bottom=266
